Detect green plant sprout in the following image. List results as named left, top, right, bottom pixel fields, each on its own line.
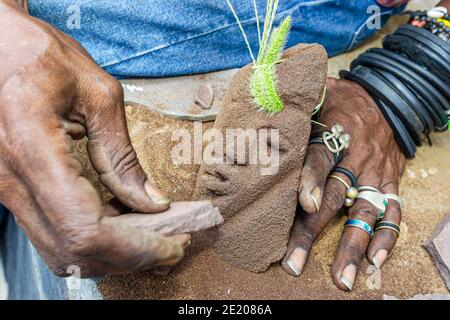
left=226, top=0, right=292, bottom=114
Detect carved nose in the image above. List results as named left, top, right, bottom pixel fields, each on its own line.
left=205, top=167, right=229, bottom=182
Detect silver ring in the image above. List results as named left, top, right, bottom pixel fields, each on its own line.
left=356, top=187, right=401, bottom=218
left=322, top=124, right=351, bottom=154
left=358, top=186, right=380, bottom=193
left=357, top=190, right=388, bottom=220
left=384, top=194, right=402, bottom=207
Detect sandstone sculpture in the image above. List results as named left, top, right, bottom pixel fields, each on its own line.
left=194, top=44, right=328, bottom=272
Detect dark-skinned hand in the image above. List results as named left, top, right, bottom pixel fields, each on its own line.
left=281, top=78, right=407, bottom=291
left=0, top=0, right=190, bottom=278
left=281, top=0, right=450, bottom=291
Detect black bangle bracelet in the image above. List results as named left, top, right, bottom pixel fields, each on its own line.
left=367, top=48, right=450, bottom=101
left=340, top=67, right=423, bottom=146
left=375, top=68, right=434, bottom=133
left=340, top=69, right=417, bottom=158
left=352, top=51, right=448, bottom=126
left=347, top=66, right=425, bottom=140
left=396, top=26, right=450, bottom=63
left=406, top=83, right=447, bottom=132
left=374, top=98, right=417, bottom=158
left=370, top=68, right=425, bottom=140
left=351, top=52, right=448, bottom=129
left=395, top=28, right=450, bottom=81
left=398, top=25, right=450, bottom=56
left=388, top=32, right=450, bottom=77
left=383, top=34, right=450, bottom=85
left=334, top=167, right=358, bottom=188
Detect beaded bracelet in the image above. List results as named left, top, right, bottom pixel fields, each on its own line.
left=409, top=7, right=450, bottom=41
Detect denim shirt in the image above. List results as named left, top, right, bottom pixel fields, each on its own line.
left=27, top=0, right=405, bottom=77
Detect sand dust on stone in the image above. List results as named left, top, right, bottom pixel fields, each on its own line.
left=72, top=104, right=450, bottom=300
left=194, top=44, right=328, bottom=273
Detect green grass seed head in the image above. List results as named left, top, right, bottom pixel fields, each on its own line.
left=261, top=16, right=292, bottom=65
left=251, top=65, right=284, bottom=114
left=226, top=0, right=292, bottom=114
left=252, top=16, right=291, bottom=114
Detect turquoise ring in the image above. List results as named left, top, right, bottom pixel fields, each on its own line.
left=344, top=219, right=374, bottom=237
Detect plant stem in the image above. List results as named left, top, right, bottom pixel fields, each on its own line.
left=226, top=0, right=256, bottom=62
left=252, top=0, right=262, bottom=46
left=226, top=0, right=291, bottom=114
left=259, top=0, right=279, bottom=62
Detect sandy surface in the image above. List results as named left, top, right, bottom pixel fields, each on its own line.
left=75, top=105, right=450, bottom=300
left=75, top=3, right=450, bottom=299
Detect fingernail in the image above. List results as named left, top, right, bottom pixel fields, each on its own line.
left=145, top=181, right=170, bottom=205
left=340, top=264, right=356, bottom=291
left=181, top=239, right=192, bottom=250
left=154, top=196, right=170, bottom=205
left=372, top=249, right=388, bottom=269
left=286, top=248, right=307, bottom=276
left=310, top=187, right=322, bottom=213
left=172, top=234, right=191, bottom=248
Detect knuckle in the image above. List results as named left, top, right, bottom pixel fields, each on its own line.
left=343, top=240, right=365, bottom=262
left=314, top=144, right=334, bottom=167
left=387, top=201, right=401, bottom=216
left=321, top=189, right=344, bottom=214
left=97, top=77, right=124, bottom=105
left=50, top=264, right=71, bottom=278
left=349, top=201, right=379, bottom=223
left=298, top=223, right=317, bottom=247
left=388, top=207, right=401, bottom=220
left=111, top=144, right=140, bottom=177
left=373, top=230, right=397, bottom=249
left=46, top=257, right=72, bottom=278
left=63, top=224, right=102, bottom=257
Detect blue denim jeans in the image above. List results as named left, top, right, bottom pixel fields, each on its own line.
left=0, top=0, right=404, bottom=299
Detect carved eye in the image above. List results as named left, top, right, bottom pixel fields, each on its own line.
left=267, top=137, right=287, bottom=154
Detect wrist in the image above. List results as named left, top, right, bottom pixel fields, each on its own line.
left=438, top=0, right=450, bottom=11
left=376, top=0, right=408, bottom=8
left=16, top=0, right=28, bottom=13
left=0, top=0, right=28, bottom=13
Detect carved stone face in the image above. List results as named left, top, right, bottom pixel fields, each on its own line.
left=194, top=44, right=328, bottom=272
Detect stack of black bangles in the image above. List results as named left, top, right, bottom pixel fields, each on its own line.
left=340, top=18, right=449, bottom=159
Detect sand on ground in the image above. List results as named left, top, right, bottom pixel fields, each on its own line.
left=73, top=104, right=450, bottom=299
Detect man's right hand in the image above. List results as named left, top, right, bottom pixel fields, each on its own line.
left=0, top=0, right=190, bottom=277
